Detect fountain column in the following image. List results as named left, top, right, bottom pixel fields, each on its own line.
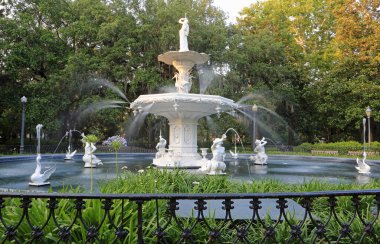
left=168, top=119, right=199, bottom=159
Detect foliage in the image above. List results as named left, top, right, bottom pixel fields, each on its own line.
left=0, top=0, right=379, bottom=146
left=294, top=141, right=380, bottom=154
left=81, top=134, right=99, bottom=144
left=0, top=0, right=229, bottom=144
left=235, top=0, right=380, bottom=143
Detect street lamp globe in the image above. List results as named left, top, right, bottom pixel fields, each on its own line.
left=252, top=104, right=258, bottom=112
left=21, top=96, right=27, bottom=103
left=366, top=107, right=371, bottom=118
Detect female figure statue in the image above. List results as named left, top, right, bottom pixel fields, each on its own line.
left=178, top=17, right=189, bottom=52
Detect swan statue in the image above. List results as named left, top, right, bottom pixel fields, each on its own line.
left=29, top=124, right=56, bottom=186
left=229, top=150, right=238, bottom=159
left=64, top=145, right=77, bottom=160
left=356, top=152, right=371, bottom=174
left=30, top=154, right=56, bottom=186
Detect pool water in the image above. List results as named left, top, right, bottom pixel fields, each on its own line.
left=0, top=154, right=379, bottom=192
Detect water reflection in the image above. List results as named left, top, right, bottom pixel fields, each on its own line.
left=356, top=174, right=372, bottom=184
left=249, top=165, right=268, bottom=175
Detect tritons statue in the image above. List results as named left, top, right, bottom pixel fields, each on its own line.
left=250, top=137, right=268, bottom=165
left=199, top=134, right=227, bottom=175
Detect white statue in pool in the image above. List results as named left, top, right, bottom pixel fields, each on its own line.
left=199, top=134, right=227, bottom=175
left=356, top=152, right=370, bottom=174
left=155, top=135, right=167, bottom=158
left=30, top=124, right=56, bottom=186
left=65, top=130, right=77, bottom=160
left=178, top=17, right=189, bottom=52
left=250, top=137, right=268, bottom=165
left=82, top=135, right=103, bottom=168
left=65, top=145, right=77, bottom=160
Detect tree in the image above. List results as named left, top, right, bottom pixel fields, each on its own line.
left=0, top=0, right=231, bottom=146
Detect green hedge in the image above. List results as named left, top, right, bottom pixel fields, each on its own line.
left=294, top=141, right=380, bottom=154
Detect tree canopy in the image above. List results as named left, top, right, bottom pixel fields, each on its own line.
left=1, top=0, right=379, bottom=146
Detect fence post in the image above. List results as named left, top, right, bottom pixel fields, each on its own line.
left=136, top=200, right=144, bottom=244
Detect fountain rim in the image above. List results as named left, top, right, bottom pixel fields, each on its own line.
left=158, top=50, right=209, bottom=65
left=130, top=93, right=239, bottom=108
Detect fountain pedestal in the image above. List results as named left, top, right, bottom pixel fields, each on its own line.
left=154, top=118, right=201, bottom=168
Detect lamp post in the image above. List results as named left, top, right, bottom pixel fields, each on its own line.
left=362, top=118, right=366, bottom=152
left=20, top=96, right=27, bottom=154
left=366, top=107, right=371, bottom=149
left=252, top=104, right=258, bottom=150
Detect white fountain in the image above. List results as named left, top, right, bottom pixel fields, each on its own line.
left=356, top=152, right=370, bottom=174
left=230, top=134, right=239, bottom=159
left=356, top=118, right=371, bottom=174
left=64, top=130, right=77, bottom=160
left=29, top=124, right=56, bottom=186
left=130, top=17, right=239, bottom=168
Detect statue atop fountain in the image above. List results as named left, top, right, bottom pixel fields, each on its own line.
left=250, top=137, right=268, bottom=165
left=130, top=18, right=239, bottom=168
left=30, top=124, right=56, bottom=186
left=199, top=134, right=227, bottom=175
left=179, top=17, right=189, bottom=52
left=82, top=134, right=103, bottom=168
left=155, top=134, right=167, bottom=158
left=157, top=17, right=208, bottom=94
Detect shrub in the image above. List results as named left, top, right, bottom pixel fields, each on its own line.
left=294, top=141, right=380, bottom=154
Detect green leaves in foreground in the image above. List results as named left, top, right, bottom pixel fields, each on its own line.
left=100, top=167, right=380, bottom=194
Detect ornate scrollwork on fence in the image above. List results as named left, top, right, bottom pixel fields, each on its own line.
left=0, top=190, right=379, bottom=243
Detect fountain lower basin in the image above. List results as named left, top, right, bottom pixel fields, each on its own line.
left=130, top=93, right=239, bottom=168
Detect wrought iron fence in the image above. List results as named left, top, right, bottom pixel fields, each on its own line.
left=0, top=190, right=379, bottom=243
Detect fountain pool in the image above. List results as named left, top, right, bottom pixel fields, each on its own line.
left=0, top=154, right=379, bottom=192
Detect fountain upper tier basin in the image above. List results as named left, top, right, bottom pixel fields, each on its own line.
left=158, top=51, right=209, bottom=66
left=130, top=93, right=239, bottom=120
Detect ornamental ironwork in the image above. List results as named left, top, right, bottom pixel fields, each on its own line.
left=0, top=190, right=379, bottom=243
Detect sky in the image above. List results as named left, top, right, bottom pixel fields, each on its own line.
left=212, top=0, right=255, bottom=23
